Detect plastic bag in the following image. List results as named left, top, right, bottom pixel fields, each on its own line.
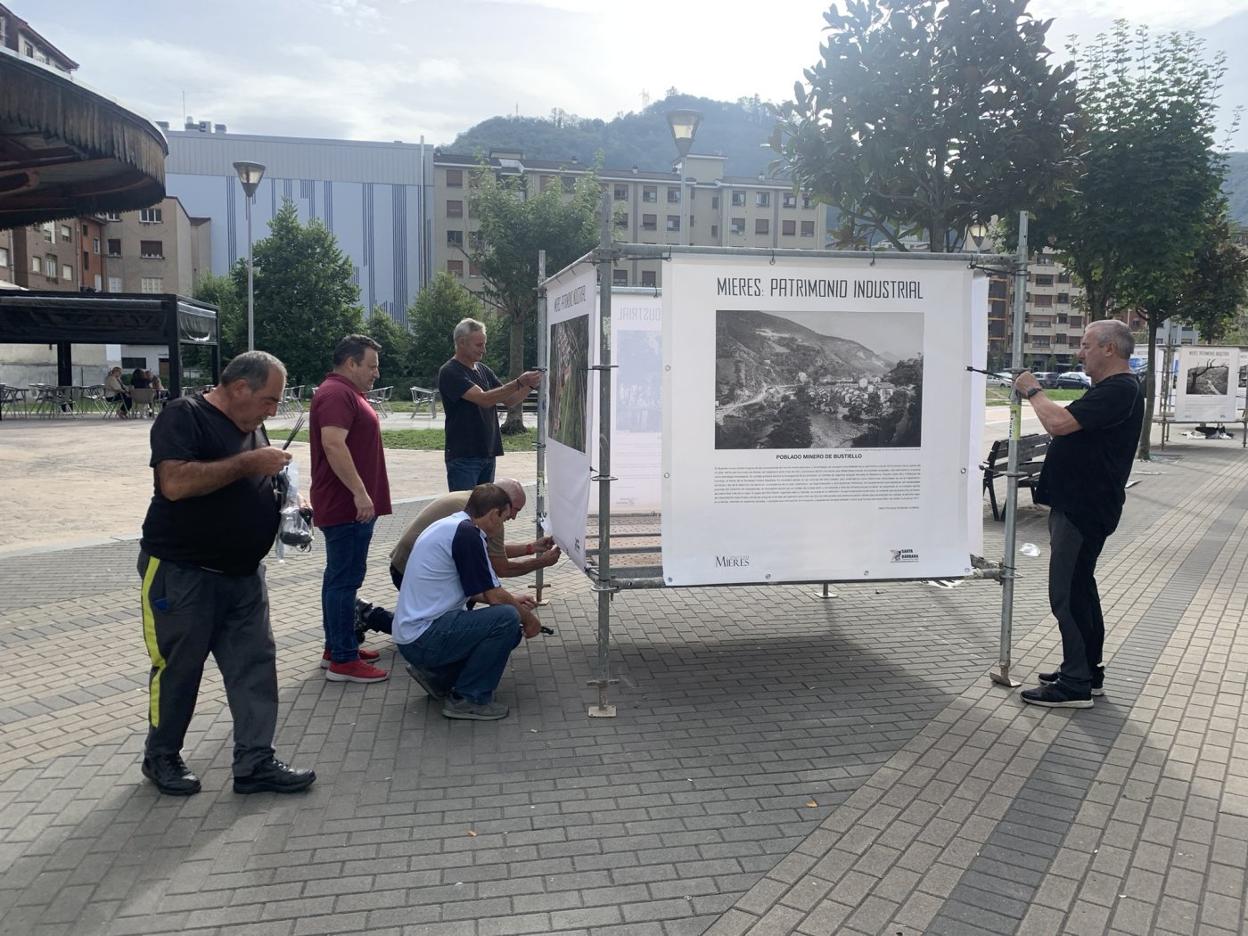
left=274, top=462, right=314, bottom=560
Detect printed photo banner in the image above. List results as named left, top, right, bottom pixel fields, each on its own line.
left=543, top=263, right=597, bottom=571
left=1174, top=346, right=1242, bottom=423
left=661, top=254, right=978, bottom=586
left=610, top=292, right=663, bottom=512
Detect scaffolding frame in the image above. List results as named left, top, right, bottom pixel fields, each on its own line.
left=538, top=200, right=1033, bottom=716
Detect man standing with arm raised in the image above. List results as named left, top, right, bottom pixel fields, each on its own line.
left=438, top=318, right=542, bottom=491
left=1014, top=319, right=1145, bottom=709
left=310, top=334, right=391, bottom=683
left=138, top=351, right=315, bottom=796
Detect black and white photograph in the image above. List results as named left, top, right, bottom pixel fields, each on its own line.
left=548, top=314, right=590, bottom=453
left=715, top=309, right=924, bottom=449
left=1185, top=361, right=1230, bottom=395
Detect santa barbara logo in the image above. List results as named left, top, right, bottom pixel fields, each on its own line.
left=715, top=555, right=750, bottom=568
left=890, top=548, right=919, bottom=563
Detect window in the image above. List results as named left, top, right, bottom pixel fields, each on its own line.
left=45, top=255, right=57, bottom=278
left=1054, top=334, right=1068, bottom=345
left=641, top=270, right=657, bottom=287
left=93, top=274, right=102, bottom=292
left=666, top=215, right=681, bottom=232
left=731, top=190, right=746, bottom=207
left=1057, top=293, right=1070, bottom=305
left=642, top=214, right=657, bottom=231
left=60, top=224, right=72, bottom=241
left=469, top=260, right=481, bottom=277
left=755, top=192, right=770, bottom=208
left=783, top=193, right=797, bottom=209
left=1030, top=315, right=1053, bottom=327
left=1031, top=335, right=1050, bottom=348
left=92, top=237, right=101, bottom=255
left=140, top=240, right=163, bottom=258
left=1057, top=272, right=1071, bottom=284
left=782, top=220, right=796, bottom=236
left=108, top=276, right=122, bottom=293
left=447, top=260, right=464, bottom=278
left=800, top=220, right=815, bottom=237
left=613, top=269, right=628, bottom=286
left=0, top=247, right=7, bottom=267
left=40, top=223, right=53, bottom=242
left=561, top=176, right=576, bottom=193
left=711, top=195, right=719, bottom=210
left=446, top=200, right=463, bottom=218
left=140, top=276, right=164, bottom=293
left=667, top=188, right=681, bottom=204
left=1033, top=274, right=1054, bottom=287
left=83, top=250, right=89, bottom=271
left=1068, top=316, right=1083, bottom=328
left=446, top=230, right=463, bottom=248
left=107, top=239, right=121, bottom=257
left=1033, top=294, right=1053, bottom=308
left=802, top=195, right=814, bottom=209
left=539, top=175, right=555, bottom=193
left=755, top=218, right=769, bottom=235
left=103, top=212, right=122, bottom=222
left=730, top=217, right=746, bottom=235
left=139, top=208, right=163, bottom=224
left=32, top=256, right=42, bottom=273
left=642, top=186, right=657, bottom=203
left=446, top=169, right=464, bottom=188
left=614, top=184, right=629, bottom=201
left=710, top=225, right=719, bottom=239
left=468, top=231, right=483, bottom=250
left=62, top=264, right=74, bottom=281
left=82, top=224, right=89, bottom=237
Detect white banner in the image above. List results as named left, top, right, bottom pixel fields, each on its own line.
left=1175, top=346, right=1241, bottom=423
left=967, top=274, right=988, bottom=558
left=661, top=255, right=975, bottom=586
left=610, top=293, right=663, bottom=512
left=544, top=264, right=597, bottom=570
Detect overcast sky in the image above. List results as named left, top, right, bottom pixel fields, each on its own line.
left=35, top=0, right=1248, bottom=147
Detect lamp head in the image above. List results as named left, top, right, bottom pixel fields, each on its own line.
left=666, top=109, right=702, bottom=158
left=233, top=161, right=266, bottom=198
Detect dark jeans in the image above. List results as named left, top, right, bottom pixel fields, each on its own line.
left=397, top=605, right=522, bottom=704
left=446, top=456, right=496, bottom=492
left=320, top=519, right=375, bottom=663
left=1048, top=509, right=1108, bottom=692
left=138, top=551, right=277, bottom=776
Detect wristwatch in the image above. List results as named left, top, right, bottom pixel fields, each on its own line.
left=1025, top=386, right=1042, bottom=399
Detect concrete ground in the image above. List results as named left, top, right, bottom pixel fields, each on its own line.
left=2, top=411, right=1244, bottom=936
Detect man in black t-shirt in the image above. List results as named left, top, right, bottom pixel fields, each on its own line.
left=138, top=351, right=316, bottom=796
left=1014, top=320, right=1145, bottom=709
left=438, top=317, right=542, bottom=491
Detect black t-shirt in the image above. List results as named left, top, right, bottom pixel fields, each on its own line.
left=1035, top=373, right=1144, bottom=537
left=140, top=395, right=280, bottom=575
left=438, top=359, right=504, bottom=461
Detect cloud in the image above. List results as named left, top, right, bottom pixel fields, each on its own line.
left=1033, top=0, right=1248, bottom=31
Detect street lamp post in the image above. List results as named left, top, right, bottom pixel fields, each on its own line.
left=666, top=109, right=702, bottom=249
left=233, top=161, right=266, bottom=351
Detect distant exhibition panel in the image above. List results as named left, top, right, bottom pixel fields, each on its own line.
left=1174, top=346, right=1241, bottom=423
left=661, top=254, right=982, bottom=586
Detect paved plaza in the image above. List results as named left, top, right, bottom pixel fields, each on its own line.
left=0, top=415, right=1245, bottom=936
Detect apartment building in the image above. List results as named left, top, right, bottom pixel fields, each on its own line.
left=986, top=255, right=1090, bottom=370
left=100, top=197, right=211, bottom=296
left=431, top=150, right=828, bottom=291
left=7, top=220, right=83, bottom=292
left=0, top=2, right=76, bottom=73
left=0, top=228, right=13, bottom=286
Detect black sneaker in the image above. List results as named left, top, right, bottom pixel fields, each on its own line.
left=233, top=758, right=317, bottom=794
left=141, top=753, right=201, bottom=796
left=1038, top=666, right=1104, bottom=696
left=1020, top=683, right=1093, bottom=709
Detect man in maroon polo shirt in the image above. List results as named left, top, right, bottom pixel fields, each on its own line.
left=310, top=334, right=392, bottom=683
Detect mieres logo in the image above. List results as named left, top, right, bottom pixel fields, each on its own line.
left=890, top=548, right=919, bottom=563
left=715, top=555, right=750, bottom=568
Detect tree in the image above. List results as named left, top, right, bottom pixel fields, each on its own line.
left=406, top=272, right=495, bottom=389
left=773, top=0, right=1078, bottom=252
left=238, top=200, right=364, bottom=385
left=193, top=271, right=245, bottom=364
left=363, top=308, right=413, bottom=392
left=468, top=166, right=599, bottom=432
left=1031, top=24, right=1232, bottom=458
left=1172, top=213, right=1248, bottom=345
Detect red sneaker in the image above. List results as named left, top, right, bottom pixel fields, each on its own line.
left=320, top=647, right=380, bottom=669
left=324, top=659, right=389, bottom=683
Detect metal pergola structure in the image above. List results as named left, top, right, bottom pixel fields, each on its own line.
left=0, top=291, right=220, bottom=398
left=534, top=196, right=1036, bottom=717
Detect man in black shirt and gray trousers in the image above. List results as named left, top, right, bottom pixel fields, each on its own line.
left=1013, top=320, right=1145, bottom=709
left=138, top=351, right=316, bottom=795
left=438, top=318, right=542, bottom=491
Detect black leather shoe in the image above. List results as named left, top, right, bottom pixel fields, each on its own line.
left=233, top=758, right=316, bottom=794
left=142, top=753, right=202, bottom=796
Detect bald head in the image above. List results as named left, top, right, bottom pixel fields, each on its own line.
left=496, top=478, right=526, bottom=516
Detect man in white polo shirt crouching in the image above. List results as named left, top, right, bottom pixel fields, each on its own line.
left=392, top=483, right=543, bottom=720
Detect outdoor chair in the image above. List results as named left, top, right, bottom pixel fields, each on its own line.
left=129, top=387, right=158, bottom=417
left=409, top=386, right=439, bottom=419
left=0, top=384, right=27, bottom=420
left=81, top=384, right=111, bottom=417
left=365, top=386, right=394, bottom=418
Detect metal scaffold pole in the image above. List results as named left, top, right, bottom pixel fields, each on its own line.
left=534, top=250, right=549, bottom=605
left=989, top=211, right=1028, bottom=688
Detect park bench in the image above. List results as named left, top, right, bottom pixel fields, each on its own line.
left=981, top=433, right=1050, bottom=521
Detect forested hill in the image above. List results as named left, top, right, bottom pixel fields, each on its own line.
left=451, top=100, right=1248, bottom=226
left=447, top=95, right=776, bottom=177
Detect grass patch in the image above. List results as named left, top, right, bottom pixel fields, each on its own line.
left=285, top=427, right=539, bottom=452
left=986, top=387, right=1086, bottom=406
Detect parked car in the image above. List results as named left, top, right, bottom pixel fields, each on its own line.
left=990, top=371, right=1014, bottom=388
left=1032, top=372, right=1059, bottom=389
left=1056, top=371, right=1092, bottom=389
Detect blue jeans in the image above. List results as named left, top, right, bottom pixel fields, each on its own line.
left=320, top=519, right=376, bottom=663
left=446, top=456, right=496, bottom=492
left=397, top=605, right=522, bottom=704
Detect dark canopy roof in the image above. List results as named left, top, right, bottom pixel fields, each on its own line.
left=0, top=51, right=167, bottom=229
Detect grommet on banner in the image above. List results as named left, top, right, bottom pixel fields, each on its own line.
left=769, top=250, right=776, bottom=266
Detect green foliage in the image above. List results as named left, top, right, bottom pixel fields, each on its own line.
left=236, top=200, right=364, bottom=385
left=193, top=271, right=245, bottom=363
left=406, top=272, right=495, bottom=388
left=1171, top=212, right=1248, bottom=344
left=773, top=0, right=1079, bottom=251
left=362, top=307, right=414, bottom=392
